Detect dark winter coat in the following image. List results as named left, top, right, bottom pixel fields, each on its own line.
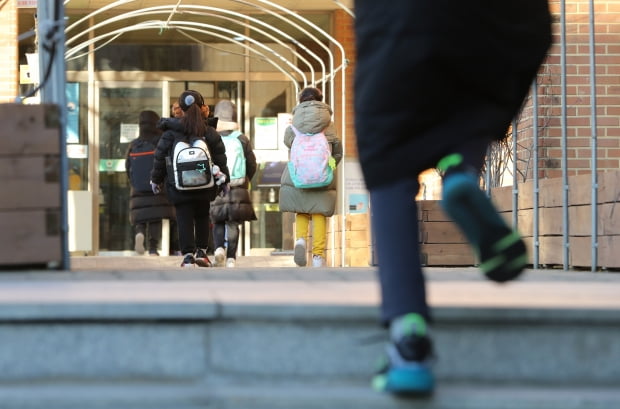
left=354, top=0, right=552, bottom=190
left=279, top=100, right=343, bottom=217
left=210, top=130, right=258, bottom=223
left=125, top=114, right=175, bottom=225
left=150, top=118, right=229, bottom=204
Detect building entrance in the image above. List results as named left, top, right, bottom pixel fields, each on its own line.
left=92, top=80, right=290, bottom=256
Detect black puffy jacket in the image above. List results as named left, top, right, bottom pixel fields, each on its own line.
left=150, top=118, right=229, bottom=204
left=210, top=131, right=258, bottom=223
left=125, top=117, right=175, bottom=225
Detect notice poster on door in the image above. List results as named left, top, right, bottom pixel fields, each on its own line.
left=254, top=117, right=278, bottom=150
left=120, top=123, right=139, bottom=143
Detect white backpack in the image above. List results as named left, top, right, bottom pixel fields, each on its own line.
left=170, top=137, right=214, bottom=190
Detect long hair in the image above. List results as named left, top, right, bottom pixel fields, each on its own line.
left=178, top=90, right=207, bottom=138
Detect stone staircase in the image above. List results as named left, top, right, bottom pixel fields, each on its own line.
left=0, top=263, right=618, bottom=408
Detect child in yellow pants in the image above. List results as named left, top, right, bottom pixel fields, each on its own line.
left=294, top=213, right=326, bottom=267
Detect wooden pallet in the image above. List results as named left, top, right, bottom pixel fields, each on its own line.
left=0, top=104, right=62, bottom=268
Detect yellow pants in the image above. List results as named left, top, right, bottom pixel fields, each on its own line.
left=295, top=213, right=326, bottom=257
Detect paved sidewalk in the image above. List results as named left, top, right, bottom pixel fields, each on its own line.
left=0, top=255, right=618, bottom=316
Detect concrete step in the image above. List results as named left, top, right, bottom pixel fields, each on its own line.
left=0, top=382, right=619, bottom=409
left=0, top=266, right=617, bottom=408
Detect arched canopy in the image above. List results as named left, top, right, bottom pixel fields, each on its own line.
left=61, top=0, right=353, bottom=109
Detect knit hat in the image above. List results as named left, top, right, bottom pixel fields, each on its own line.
left=213, top=100, right=239, bottom=132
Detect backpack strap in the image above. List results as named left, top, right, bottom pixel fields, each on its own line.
left=290, top=125, right=303, bottom=137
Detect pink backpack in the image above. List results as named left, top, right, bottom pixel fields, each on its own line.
left=287, top=125, right=334, bottom=188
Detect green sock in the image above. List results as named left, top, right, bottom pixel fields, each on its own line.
left=390, top=313, right=427, bottom=341
left=436, top=153, right=463, bottom=173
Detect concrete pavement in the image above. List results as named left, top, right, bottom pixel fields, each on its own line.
left=0, top=255, right=618, bottom=318
left=0, top=255, right=619, bottom=408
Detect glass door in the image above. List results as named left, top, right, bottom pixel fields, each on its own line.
left=248, top=81, right=295, bottom=253
left=96, top=81, right=163, bottom=252
left=93, top=79, right=294, bottom=255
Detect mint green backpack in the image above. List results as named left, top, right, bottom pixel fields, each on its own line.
left=221, top=131, right=246, bottom=187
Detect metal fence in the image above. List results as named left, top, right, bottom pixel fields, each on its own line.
left=510, top=0, right=604, bottom=272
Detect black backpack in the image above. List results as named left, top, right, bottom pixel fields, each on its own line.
left=128, top=139, right=156, bottom=193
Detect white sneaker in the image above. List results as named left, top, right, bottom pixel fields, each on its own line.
left=214, top=247, right=226, bottom=267
left=134, top=233, right=145, bottom=255
left=312, top=255, right=325, bottom=268
left=226, top=258, right=236, bottom=268
left=294, top=238, right=307, bottom=267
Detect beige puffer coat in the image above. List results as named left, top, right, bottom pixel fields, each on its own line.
left=279, top=100, right=343, bottom=216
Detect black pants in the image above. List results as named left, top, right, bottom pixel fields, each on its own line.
left=169, top=220, right=180, bottom=253
left=174, top=199, right=211, bottom=255
left=371, top=140, right=488, bottom=325
left=213, top=221, right=240, bottom=259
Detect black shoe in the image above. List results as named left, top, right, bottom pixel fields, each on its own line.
left=195, top=248, right=212, bottom=267
left=180, top=253, right=196, bottom=268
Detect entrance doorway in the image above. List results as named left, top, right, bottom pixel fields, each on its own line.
left=93, top=79, right=291, bottom=255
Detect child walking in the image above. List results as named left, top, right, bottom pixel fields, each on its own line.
left=150, top=90, right=229, bottom=267
left=279, top=87, right=343, bottom=267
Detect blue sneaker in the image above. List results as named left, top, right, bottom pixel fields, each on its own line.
left=439, top=154, right=527, bottom=282
left=372, top=313, right=434, bottom=396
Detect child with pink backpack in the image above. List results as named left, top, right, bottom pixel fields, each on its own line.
left=279, top=87, right=343, bottom=267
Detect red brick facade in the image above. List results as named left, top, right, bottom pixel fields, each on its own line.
left=332, top=3, right=620, bottom=185
left=518, top=0, right=620, bottom=181
left=332, top=10, right=357, bottom=159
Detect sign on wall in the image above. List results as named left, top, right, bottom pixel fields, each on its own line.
left=17, top=0, right=37, bottom=8
left=66, top=82, right=80, bottom=144
left=254, top=117, right=278, bottom=150
left=343, top=158, right=369, bottom=214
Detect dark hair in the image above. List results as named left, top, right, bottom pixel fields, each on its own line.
left=138, top=110, right=161, bottom=141
left=180, top=89, right=205, bottom=109
left=178, top=90, right=207, bottom=138
left=298, top=87, right=323, bottom=103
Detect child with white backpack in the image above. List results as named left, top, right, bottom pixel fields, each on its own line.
left=279, top=87, right=343, bottom=267
left=150, top=90, right=230, bottom=268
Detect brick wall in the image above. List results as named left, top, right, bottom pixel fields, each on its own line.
left=327, top=213, right=371, bottom=267
left=518, top=0, right=620, bottom=181
left=332, top=3, right=620, bottom=197
left=332, top=9, right=357, bottom=159
left=0, top=0, right=18, bottom=102
left=330, top=10, right=368, bottom=266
